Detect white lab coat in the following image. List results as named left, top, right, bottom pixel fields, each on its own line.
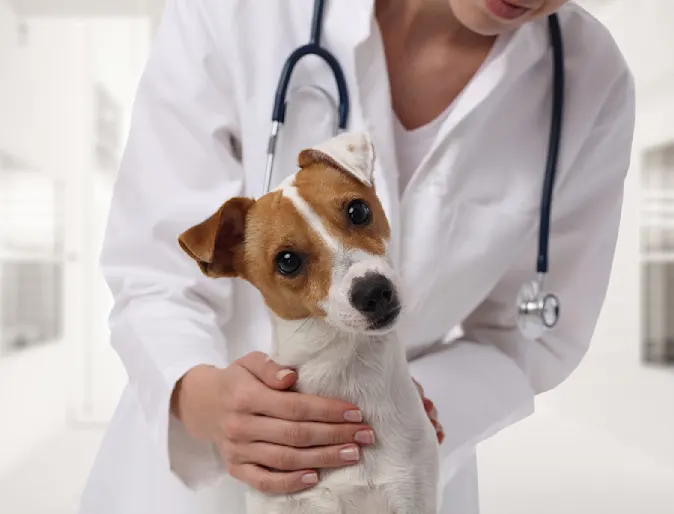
left=79, top=1, right=635, bottom=513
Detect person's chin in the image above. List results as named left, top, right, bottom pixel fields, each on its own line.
left=450, top=0, right=522, bottom=36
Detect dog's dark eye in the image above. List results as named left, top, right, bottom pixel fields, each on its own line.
left=347, top=200, right=371, bottom=226
left=275, top=251, right=302, bottom=276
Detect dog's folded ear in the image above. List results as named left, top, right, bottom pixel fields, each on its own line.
left=178, top=197, right=254, bottom=278
left=298, top=131, right=376, bottom=187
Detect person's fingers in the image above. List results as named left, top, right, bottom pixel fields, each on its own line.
left=252, top=388, right=362, bottom=423
left=235, top=441, right=362, bottom=471
left=236, top=352, right=297, bottom=390
left=436, top=429, right=445, bottom=444
left=228, top=414, right=375, bottom=448
left=227, top=463, right=318, bottom=494
left=423, top=398, right=438, bottom=421
left=430, top=419, right=445, bottom=444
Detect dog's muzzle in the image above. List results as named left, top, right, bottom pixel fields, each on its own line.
left=349, top=272, right=401, bottom=330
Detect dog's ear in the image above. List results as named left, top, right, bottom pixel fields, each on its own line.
left=178, top=197, right=254, bottom=278
left=298, top=132, right=375, bottom=187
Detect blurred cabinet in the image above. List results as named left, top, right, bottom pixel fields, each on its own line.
left=0, top=167, right=66, bottom=356
left=0, top=14, right=151, bottom=431
left=641, top=143, right=674, bottom=365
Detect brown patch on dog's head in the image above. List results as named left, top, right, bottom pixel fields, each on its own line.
left=241, top=191, right=333, bottom=320
left=178, top=192, right=334, bottom=321
left=293, top=163, right=390, bottom=256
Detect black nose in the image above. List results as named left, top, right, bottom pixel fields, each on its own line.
left=350, top=272, right=400, bottom=329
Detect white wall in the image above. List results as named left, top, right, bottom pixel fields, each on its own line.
left=0, top=2, right=150, bottom=474
left=542, top=0, right=674, bottom=468
left=72, top=18, right=150, bottom=424
left=0, top=3, right=89, bottom=476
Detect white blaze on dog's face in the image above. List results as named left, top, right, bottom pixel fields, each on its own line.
left=178, top=132, right=401, bottom=334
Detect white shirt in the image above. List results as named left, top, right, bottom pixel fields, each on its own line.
left=394, top=105, right=453, bottom=194
left=78, top=1, right=636, bottom=513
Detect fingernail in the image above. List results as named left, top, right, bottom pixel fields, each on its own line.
left=276, top=369, right=294, bottom=381
left=301, top=472, right=318, bottom=484
left=354, top=429, right=375, bottom=445
left=340, top=446, right=360, bottom=461
left=344, top=410, right=362, bottom=422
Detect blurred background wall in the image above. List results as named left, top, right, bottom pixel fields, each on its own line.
left=0, top=1, right=673, bottom=513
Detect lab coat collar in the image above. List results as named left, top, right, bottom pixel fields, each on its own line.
left=325, top=0, right=376, bottom=49
left=400, top=20, right=551, bottom=202
left=441, top=19, right=551, bottom=134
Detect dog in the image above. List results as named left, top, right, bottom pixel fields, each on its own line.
left=178, top=132, right=439, bottom=514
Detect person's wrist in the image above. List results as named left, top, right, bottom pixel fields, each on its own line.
left=170, top=364, right=219, bottom=424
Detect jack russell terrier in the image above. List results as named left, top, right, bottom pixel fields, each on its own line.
left=178, top=132, right=440, bottom=514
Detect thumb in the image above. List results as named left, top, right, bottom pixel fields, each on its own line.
left=237, top=351, right=297, bottom=390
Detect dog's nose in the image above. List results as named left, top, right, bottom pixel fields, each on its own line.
left=350, top=272, right=399, bottom=328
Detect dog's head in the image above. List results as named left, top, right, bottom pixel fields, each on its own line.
left=178, top=132, right=401, bottom=334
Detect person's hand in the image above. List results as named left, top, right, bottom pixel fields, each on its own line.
left=413, top=378, right=445, bottom=444
left=171, top=352, right=375, bottom=494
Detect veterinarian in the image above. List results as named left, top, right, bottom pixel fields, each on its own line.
left=79, top=0, right=635, bottom=513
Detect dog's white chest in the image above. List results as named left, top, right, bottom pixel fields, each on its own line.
left=247, top=327, right=440, bottom=514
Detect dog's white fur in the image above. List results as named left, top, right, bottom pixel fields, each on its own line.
left=306, top=131, right=376, bottom=187
left=245, top=133, right=440, bottom=514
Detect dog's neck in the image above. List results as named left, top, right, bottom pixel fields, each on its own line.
left=267, top=311, right=397, bottom=369
left=266, top=310, right=412, bottom=426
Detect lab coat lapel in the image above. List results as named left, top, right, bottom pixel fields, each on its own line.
left=402, top=22, right=549, bottom=202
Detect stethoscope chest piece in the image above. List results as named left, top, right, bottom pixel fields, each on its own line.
left=516, top=275, right=560, bottom=340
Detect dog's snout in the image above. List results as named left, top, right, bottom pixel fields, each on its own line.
left=351, top=274, right=393, bottom=313
left=350, top=272, right=400, bottom=329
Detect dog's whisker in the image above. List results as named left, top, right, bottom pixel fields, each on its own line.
left=282, top=317, right=313, bottom=347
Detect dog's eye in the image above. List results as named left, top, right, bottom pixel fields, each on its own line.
left=347, top=200, right=371, bottom=226
left=275, top=251, right=302, bottom=276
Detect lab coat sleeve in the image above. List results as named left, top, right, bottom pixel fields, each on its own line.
left=99, top=0, right=241, bottom=488
left=408, top=67, right=636, bottom=485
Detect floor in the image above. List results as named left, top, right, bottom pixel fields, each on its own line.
left=0, top=428, right=104, bottom=514
left=477, top=401, right=674, bottom=514
left=1, top=402, right=673, bottom=514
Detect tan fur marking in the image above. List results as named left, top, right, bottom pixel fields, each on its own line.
left=178, top=194, right=334, bottom=321
left=293, top=164, right=390, bottom=255
left=243, top=191, right=334, bottom=320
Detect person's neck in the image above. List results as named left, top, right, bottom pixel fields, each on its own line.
left=375, top=0, right=495, bottom=51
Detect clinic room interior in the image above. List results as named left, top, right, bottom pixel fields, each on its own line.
left=1, top=0, right=673, bottom=512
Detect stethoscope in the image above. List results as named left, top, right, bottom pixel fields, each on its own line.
left=264, top=0, right=564, bottom=341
